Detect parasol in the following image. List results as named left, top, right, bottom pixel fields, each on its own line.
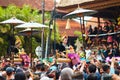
left=15, top=21, right=48, bottom=59
left=0, top=17, right=25, bottom=24
left=63, top=8, right=97, bottom=18
left=17, top=28, right=40, bottom=36
left=15, top=21, right=48, bottom=28
left=63, top=7, right=97, bottom=56
left=0, top=17, right=25, bottom=38
left=0, top=17, right=25, bottom=35
left=0, top=17, right=25, bottom=62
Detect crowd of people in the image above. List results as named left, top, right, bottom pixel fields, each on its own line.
left=86, top=20, right=120, bottom=47
left=0, top=20, right=119, bottom=80
left=0, top=51, right=119, bottom=80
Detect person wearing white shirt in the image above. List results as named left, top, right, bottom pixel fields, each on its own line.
left=85, top=47, right=92, bottom=59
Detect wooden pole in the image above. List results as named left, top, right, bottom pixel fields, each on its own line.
left=41, top=0, right=45, bottom=58
left=98, top=17, right=100, bottom=27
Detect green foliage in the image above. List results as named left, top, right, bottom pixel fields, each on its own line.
left=74, top=31, right=83, bottom=43
left=0, top=4, right=57, bottom=56
left=51, top=22, right=61, bottom=43
left=0, top=7, right=6, bottom=21
left=32, top=37, right=40, bottom=53
left=5, top=5, right=21, bottom=19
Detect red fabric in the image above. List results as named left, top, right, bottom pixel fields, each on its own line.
left=20, top=54, right=30, bottom=63
left=107, top=36, right=113, bottom=42
left=68, top=53, right=80, bottom=65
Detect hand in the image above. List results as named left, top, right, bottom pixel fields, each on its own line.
left=2, top=71, right=6, bottom=76
left=82, top=60, right=86, bottom=65
left=112, top=74, right=120, bottom=80
left=111, top=57, right=115, bottom=63
left=108, top=52, right=112, bottom=55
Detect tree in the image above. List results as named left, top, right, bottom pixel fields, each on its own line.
left=0, top=5, right=58, bottom=56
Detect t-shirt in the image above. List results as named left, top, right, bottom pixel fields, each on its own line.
left=109, top=26, right=114, bottom=32
left=103, top=26, right=109, bottom=33
left=103, top=50, right=108, bottom=58
left=101, top=67, right=115, bottom=80
left=84, top=72, right=101, bottom=80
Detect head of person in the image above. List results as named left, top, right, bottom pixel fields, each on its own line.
left=94, top=27, right=98, bottom=31
left=108, top=20, right=113, bottom=26
left=113, top=45, right=117, bottom=49
left=14, top=72, right=26, bottom=80
left=6, top=67, right=14, bottom=76
left=86, top=46, right=89, bottom=50
left=108, top=44, right=113, bottom=49
left=15, top=68, right=24, bottom=73
left=60, top=67, right=73, bottom=80
left=72, top=71, right=83, bottom=80
left=25, top=71, right=31, bottom=79
left=80, top=46, right=83, bottom=50
left=98, top=26, right=102, bottom=30
left=36, top=63, right=45, bottom=71
left=104, top=22, right=108, bottom=26
left=102, top=64, right=110, bottom=73
left=103, top=75, right=112, bottom=80
left=87, top=73, right=98, bottom=80
left=62, top=35, right=68, bottom=44
left=46, top=65, right=57, bottom=78
left=88, top=64, right=96, bottom=73
left=98, top=66, right=104, bottom=74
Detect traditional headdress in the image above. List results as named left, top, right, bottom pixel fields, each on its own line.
left=61, top=33, right=68, bottom=41
left=15, top=36, right=21, bottom=46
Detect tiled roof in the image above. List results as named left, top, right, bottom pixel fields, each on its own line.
left=56, top=19, right=81, bottom=37
left=56, top=0, right=94, bottom=7
left=0, top=0, right=54, bottom=11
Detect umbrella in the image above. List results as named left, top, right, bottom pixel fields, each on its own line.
left=18, top=28, right=40, bottom=58
left=0, top=17, right=25, bottom=37
left=0, top=17, right=25, bottom=24
left=15, top=21, right=48, bottom=28
left=18, top=28, right=40, bottom=36
left=15, top=22, right=48, bottom=59
left=0, top=17, right=25, bottom=62
left=63, top=8, right=97, bottom=56
left=63, top=8, right=97, bottom=18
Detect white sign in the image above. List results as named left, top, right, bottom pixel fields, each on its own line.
left=35, top=46, right=42, bottom=58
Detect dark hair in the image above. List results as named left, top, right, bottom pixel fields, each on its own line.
left=0, top=76, right=5, bottom=80
left=88, top=64, right=96, bottom=73
left=72, top=72, right=83, bottom=80
left=103, top=76, right=112, bottom=80
left=87, top=73, right=97, bottom=80
left=36, top=63, right=44, bottom=71
left=15, top=72, right=26, bottom=80
left=115, top=69, right=119, bottom=75
left=104, top=22, right=108, bottom=24
left=40, top=64, right=45, bottom=71
left=36, top=65, right=41, bottom=70
left=102, top=64, right=110, bottom=72
left=6, top=72, right=13, bottom=76
left=25, top=71, right=30, bottom=79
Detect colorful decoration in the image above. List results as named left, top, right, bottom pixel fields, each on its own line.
left=118, top=16, right=120, bottom=26
left=65, top=19, right=71, bottom=29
